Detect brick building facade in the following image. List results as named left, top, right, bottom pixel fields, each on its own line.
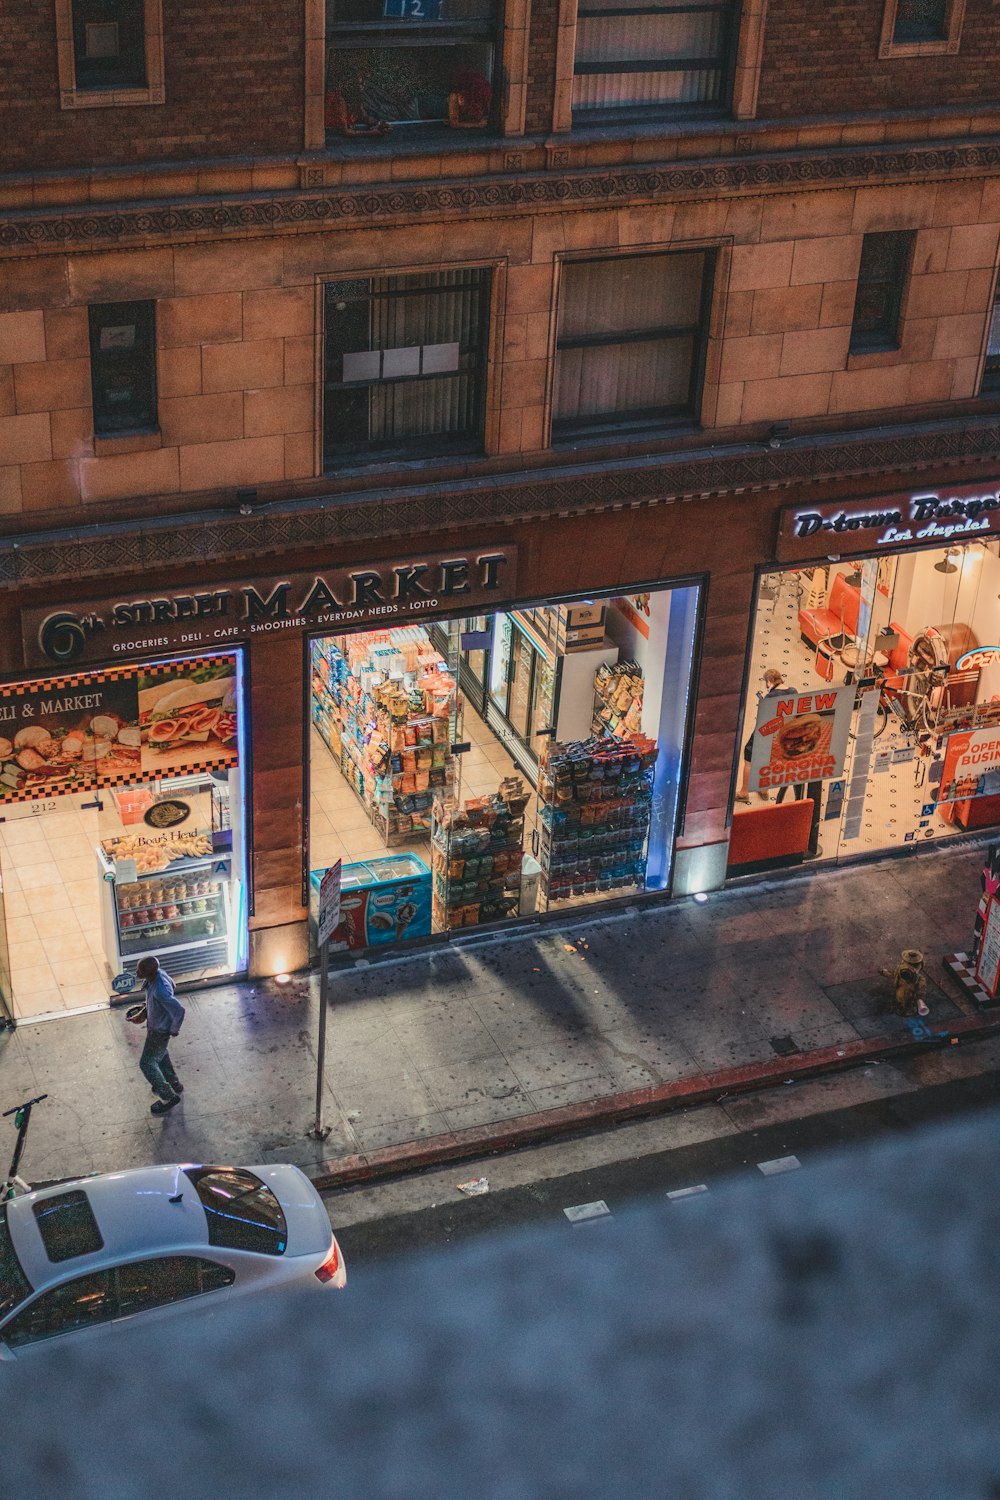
left=1, top=0, right=999, bottom=1016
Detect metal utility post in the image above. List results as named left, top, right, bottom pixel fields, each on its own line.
left=309, top=860, right=341, bottom=1142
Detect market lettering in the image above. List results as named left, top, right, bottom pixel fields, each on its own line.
left=24, top=546, right=517, bottom=666
left=479, top=553, right=506, bottom=589
left=243, top=582, right=291, bottom=621
left=350, top=571, right=385, bottom=607
left=37, top=693, right=103, bottom=714
left=392, top=565, right=432, bottom=602
left=298, top=578, right=343, bottom=617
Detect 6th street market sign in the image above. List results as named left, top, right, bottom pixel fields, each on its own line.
left=776, top=481, right=1000, bottom=563
left=21, top=546, right=517, bottom=668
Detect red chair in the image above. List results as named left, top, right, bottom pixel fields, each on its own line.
left=798, top=573, right=862, bottom=650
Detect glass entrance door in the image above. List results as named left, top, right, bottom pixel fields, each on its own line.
left=0, top=792, right=105, bottom=1022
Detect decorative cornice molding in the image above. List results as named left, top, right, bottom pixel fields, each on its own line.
left=1, top=417, right=999, bottom=591
left=2, top=138, right=1000, bottom=254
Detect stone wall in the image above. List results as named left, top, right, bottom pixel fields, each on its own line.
left=1, top=177, right=997, bottom=522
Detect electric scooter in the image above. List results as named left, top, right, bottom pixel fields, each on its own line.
left=2, top=1094, right=47, bottom=1200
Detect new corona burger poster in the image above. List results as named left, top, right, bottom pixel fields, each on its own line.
left=748, top=685, right=855, bottom=796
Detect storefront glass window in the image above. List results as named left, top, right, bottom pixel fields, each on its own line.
left=733, top=539, right=1000, bottom=877
left=0, top=651, right=248, bottom=1023
left=307, top=582, right=700, bottom=953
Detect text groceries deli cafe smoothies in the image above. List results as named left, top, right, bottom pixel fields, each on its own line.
left=22, top=547, right=516, bottom=668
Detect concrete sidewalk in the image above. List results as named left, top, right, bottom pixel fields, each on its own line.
left=1, top=840, right=995, bottom=1192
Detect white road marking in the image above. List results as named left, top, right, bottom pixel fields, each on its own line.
left=667, top=1184, right=709, bottom=1200
left=757, top=1155, right=802, bottom=1176
left=563, top=1200, right=612, bottom=1224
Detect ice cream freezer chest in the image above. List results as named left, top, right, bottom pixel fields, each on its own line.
left=309, top=854, right=431, bottom=951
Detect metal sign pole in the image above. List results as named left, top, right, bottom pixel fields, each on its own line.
left=309, top=859, right=340, bottom=1143
left=310, top=939, right=332, bottom=1140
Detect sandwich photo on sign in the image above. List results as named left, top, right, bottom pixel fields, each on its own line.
left=0, top=673, right=141, bottom=801
left=138, top=656, right=239, bottom=776
left=748, top=685, right=855, bottom=796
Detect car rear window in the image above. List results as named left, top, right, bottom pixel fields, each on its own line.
left=0, top=1204, right=32, bottom=1321
left=32, top=1189, right=104, bottom=1263
left=183, top=1167, right=287, bottom=1255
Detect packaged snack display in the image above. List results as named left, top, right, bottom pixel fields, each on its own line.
left=537, top=734, right=657, bottom=901
left=592, top=661, right=644, bottom=740
left=311, top=628, right=458, bottom=846
left=431, top=779, right=527, bottom=930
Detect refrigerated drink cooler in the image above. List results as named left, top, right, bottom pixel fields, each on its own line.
left=309, top=853, right=432, bottom=952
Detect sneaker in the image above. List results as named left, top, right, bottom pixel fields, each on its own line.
left=151, top=1094, right=181, bottom=1115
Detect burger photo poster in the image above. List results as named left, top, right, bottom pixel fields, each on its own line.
left=138, top=656, right=240, bottom=778
left=748, top=685, right=855, bottom=796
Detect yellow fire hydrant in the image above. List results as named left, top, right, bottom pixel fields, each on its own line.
left=882, top=948, right=929, bottom=1017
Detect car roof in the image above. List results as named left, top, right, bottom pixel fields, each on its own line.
left=6, top=1164, right=213, bottom=1291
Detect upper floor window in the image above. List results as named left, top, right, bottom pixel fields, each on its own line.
left=849, top=231, right=914, bottom=354
left=56, top=0, right=165, bottom=109
left=572, top=0, right=738, bottom=123
left=553, top=249, right=714, bottom=441
left=893, top=0, right=947, bottom=41
left=878, top=0, right=966, bottom=58
left=72, top=0, right=146, bottom=89
left=982, top=285, right=1000, bottom=395
left=88, top=301, right=158, bottom=436
left=323, top=269, right=490, bottom=466
left=325, top=0, right=497, bottom=136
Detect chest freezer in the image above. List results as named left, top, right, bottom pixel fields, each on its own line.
left=310, top=853, right=432, bottom=951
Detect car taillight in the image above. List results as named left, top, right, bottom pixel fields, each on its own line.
left=314, top=1240, right=340, bottom=1283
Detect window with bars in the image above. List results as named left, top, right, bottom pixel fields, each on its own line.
left=982, top=288, right=1000, bottom=393
left=88, top=301, right=157, bottom=436
left=326, top=0, right=497, bottom=130
left=849, top=232, right=914, bottom=354
left=323, top=270, right=490, bottom=465
left=572, top=0, right=737, bottom=120
left=552, top=249, right=713, bottom=440
left=893, top=0, right=947, bottom=41
left=72, top=0, right=146, bottom=89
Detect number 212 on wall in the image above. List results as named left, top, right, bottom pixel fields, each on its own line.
left=383, top=0, right=442, bottom=16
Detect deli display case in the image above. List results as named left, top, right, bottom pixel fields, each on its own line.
left=98, top=773, right=244, bottom=986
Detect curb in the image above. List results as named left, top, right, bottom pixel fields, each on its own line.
left=309, top=1011, right=1000, bottom=1193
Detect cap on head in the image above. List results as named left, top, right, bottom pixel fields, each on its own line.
left=136, top=957, right=159, bottom=980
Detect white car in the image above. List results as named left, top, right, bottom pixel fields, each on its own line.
left=0, top=1162, right=345, bottom=1358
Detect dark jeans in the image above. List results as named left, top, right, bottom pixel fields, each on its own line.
left=140, top=1030, right=181, bottom=1101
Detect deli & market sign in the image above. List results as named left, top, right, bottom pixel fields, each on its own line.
left=21, top=546, right=516, bottom=668
left=776, top=481, right=1000, bottom=562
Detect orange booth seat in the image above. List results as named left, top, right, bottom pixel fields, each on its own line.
left=727, top=798, right=815, bottom=874
left=798, top=573, right=861, bottom=649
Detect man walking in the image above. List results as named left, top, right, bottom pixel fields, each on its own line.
left=130, top=957, right=185, bottom=1115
